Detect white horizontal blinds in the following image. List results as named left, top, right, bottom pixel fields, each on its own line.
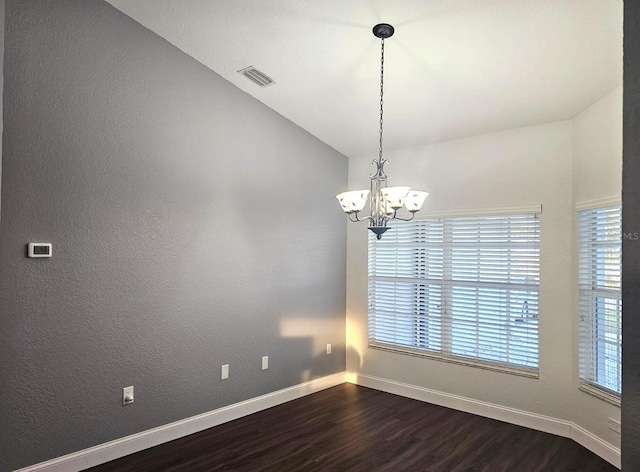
left=578, top=205, right=622, bottom=397
left=368, top=219, right=444, bottom=351
left=369, top=212, right=540, bottom=372
left=447, top=215, right=540, bottom=369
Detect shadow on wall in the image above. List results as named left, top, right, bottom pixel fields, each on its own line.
left=306, top=346, right=359, bottom=384
left=345, top=345, right=362, bottom=376
left=279, top=316, right=346, bottom=382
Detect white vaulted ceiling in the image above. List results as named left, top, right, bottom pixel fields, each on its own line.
left=106, top=0, right=622, bottom=158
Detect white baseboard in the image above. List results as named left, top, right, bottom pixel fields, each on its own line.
left=16, top=372, right=346, bottom=472
left=347, top=372, right=620, bottom=469
left=571, top=423, right=621, bottom=469
left=15, top=371, right=621, bottom=471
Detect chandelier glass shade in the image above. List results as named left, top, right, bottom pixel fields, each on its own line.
left=336, top=23, right=428, bottom=239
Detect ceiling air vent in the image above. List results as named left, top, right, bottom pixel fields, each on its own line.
left=237, top=66, right=275, bottom=88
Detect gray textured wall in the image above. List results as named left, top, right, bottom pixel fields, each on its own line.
left=623, top=2, right=640, bottom=469
left=0, top=1, right=347, bottom=470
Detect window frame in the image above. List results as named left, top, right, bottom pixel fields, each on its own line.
left=577, top=200, right=622, bottom=405
left=368, top=206, right=541, bottom=378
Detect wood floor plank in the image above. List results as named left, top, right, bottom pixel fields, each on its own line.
left=88, top=383, right=617, bottom=472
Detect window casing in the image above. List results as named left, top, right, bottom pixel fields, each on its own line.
left=578, top=204, right=621, bottom=403
left=368, top=212, right=540, bottom=375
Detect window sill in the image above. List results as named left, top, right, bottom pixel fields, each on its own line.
left=369, top=342, right=539, bottom=379
left=579, top=383, right=620, bottom=407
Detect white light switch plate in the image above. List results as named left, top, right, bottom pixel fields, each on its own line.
left=221, top=364, right=229, bottom=380
left=262, top=356, right=269, bottom=370
left=122, top=386, right=134, bottom=405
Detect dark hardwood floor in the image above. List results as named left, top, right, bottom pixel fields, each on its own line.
left=88, top=383, right=617, bottom=472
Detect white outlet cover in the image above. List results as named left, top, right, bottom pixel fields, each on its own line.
left=262, top=356, right=268, bottom=370
left=608, top=418, right=621, bottom=433
left=327, top=343, right=332, bottom=355
left=221, top=364, right=229, bottom=380
left=28, top=243, right=52, bottom=258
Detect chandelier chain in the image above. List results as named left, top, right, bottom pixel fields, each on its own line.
left=379, top=38, right=385, bottom=162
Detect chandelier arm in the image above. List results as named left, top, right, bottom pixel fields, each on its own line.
left=348, top=213, right=374, bottom=223
left=390, top=212, right=417, bottom=222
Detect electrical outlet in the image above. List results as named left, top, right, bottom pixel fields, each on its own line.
left=122, top=386, right=134, bottom=405
left=262, top=356, right=269, bottom=370
left=221, top=364, right=229, bottom=380
left=327, top=343, right=332, bottom=355
left=608, top=418, right=621, bottom=434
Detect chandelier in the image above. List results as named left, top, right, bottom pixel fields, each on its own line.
left=336, top=23, right=428, bottom=240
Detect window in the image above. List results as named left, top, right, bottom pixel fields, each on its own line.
left=578, top=204, right=621, bottom=403
left=368, top=211, right=540, bottom=375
